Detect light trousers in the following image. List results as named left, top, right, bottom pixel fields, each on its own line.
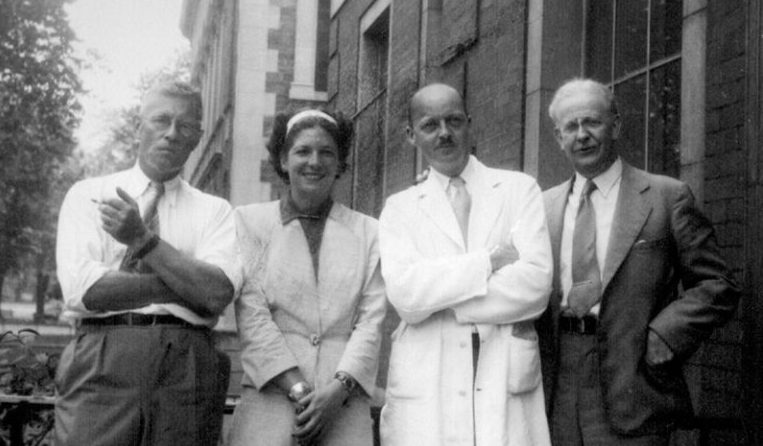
left=55, top=324, right=229, bottom=446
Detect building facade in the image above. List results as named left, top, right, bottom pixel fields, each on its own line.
left=180, top=0, right=762, bottom=444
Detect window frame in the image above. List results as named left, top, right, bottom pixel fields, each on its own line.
left=583, top=0, right=684, bottom=176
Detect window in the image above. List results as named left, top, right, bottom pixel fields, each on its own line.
left=353, top=1, right=389, bottom=217
left=357, top=6, right=389, bottom=107
left=290, top=0, right=330, bottom=101
left=314, top=0, right=330, bottom=92
left=585, top=0, right=682, bottom=177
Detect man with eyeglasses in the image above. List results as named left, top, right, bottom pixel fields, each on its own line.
left=55, top=81, right=241, bottom=445
left=537, top=78, right=740, bottom=445
left=378, top=83, right=553, bottom=445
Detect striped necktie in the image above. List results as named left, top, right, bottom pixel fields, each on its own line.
left=120, top=181, right=164, bottom=271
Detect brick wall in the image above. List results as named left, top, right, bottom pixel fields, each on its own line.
left=382, top=0, right=420, bottom=197
left=439, top=0, right=527, bottom=171
left=384, top=0, right=529, bottom=196
left=687, top=1, right=748, bottom=443
left=331, top=0, right=530, bottom=198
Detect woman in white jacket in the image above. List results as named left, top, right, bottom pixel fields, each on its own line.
left=229, top=109, right=386, bottom=446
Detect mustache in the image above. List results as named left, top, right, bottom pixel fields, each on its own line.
left=437, top=135, right=455, bottom=147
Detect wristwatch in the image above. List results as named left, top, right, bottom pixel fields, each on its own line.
left=287, top=381, right=312, bottom=403
left=334, top=371, right=357, bottom=395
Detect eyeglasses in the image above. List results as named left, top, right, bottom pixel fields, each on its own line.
left=143, top=114, right=202, bottom=139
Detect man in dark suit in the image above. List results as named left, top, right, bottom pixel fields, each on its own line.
left=537, top=78, right=740, bottom=445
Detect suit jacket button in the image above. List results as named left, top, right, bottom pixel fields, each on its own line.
left=310, top=334, right=321, bottom=346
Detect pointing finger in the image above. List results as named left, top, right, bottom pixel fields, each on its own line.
left=116, top=187, right=138, bottom=206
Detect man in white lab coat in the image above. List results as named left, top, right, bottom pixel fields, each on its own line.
left=378, top=83, right=553, bottom=445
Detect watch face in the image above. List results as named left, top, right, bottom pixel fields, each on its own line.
left=288, top=382, right=312, bottom=402
left=335, top=372, right=356, bottom=393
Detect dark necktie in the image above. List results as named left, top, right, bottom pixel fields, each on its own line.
left=447, top=176, right=471, bottom=247
left=120, top=181, right=164, bottom=271
left=568, top=179, right=602, bottom=317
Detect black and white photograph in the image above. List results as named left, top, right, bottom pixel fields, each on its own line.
left=0, top=1, right=760, bottom=445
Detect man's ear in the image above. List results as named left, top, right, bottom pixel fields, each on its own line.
left=406, top=125, right=415, bottom=146
left=553, top=127, right=564, bottom=148
left=611, top=114, right=622, bottom=140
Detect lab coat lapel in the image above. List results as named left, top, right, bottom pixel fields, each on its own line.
left=418, top=174, right=466, bottom=249
left=468, top=164, right=504, bottom=250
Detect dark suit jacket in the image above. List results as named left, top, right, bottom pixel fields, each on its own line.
left=537, top=162, right=740, bottom=435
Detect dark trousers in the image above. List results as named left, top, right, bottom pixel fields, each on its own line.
left=54, top=324, right=230, bottom=446
left=550, top=331, right=669, bottom=446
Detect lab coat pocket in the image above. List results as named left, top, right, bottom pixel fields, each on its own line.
left=507, top=334, right=542, bottom=394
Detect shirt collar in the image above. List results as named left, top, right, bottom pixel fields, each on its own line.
left=573, top=157, right=622, bottom=198
left=127, top=163, right=181, bottom=206
left=429, top=155, right=477, bottom=192
left=279, top=192, right=333, bottom=225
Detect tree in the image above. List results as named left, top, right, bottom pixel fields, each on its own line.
left=0, top=0, right=82, bottom=304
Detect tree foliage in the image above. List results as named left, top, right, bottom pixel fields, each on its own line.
left=0, top=0, right=82, bottom=290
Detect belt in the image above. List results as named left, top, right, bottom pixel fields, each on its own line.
left=80, top=313, right=197, bottom=328
left=559, top=313, right=598, bottom=335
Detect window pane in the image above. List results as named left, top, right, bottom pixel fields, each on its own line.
left=615, top=0, right=648, bottom=78
left=314, top=0, right=331, bottom=91
left=614, top=75, right=647, bottom=169
left=585, top=0, right=613, bottom=82
left=648, top=61, right=681, bottom=177
left=650, top=0, right=682, bottom=63
left=358, top=8, right=389, bottom=105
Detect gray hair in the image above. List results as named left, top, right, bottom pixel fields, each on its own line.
left=548, top=78, right=618, bottom=122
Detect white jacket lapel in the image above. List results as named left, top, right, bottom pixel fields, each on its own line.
left=418, top=174, right=466, bottom=249
left=468, top=164, right=504, bottom=250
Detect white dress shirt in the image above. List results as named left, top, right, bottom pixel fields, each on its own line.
left=428, top=159, right=478, bottom=197
left=56, top=164, right=242, bottom=326
left=560, top=158, right=623, bottom=315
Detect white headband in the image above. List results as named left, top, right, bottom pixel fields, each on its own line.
left=286, top=110, right=337, bottom=134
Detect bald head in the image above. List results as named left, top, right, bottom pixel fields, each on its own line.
left=406, top=83, right=471, bottom=177
left=409, top=83, right=466, bottom=125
